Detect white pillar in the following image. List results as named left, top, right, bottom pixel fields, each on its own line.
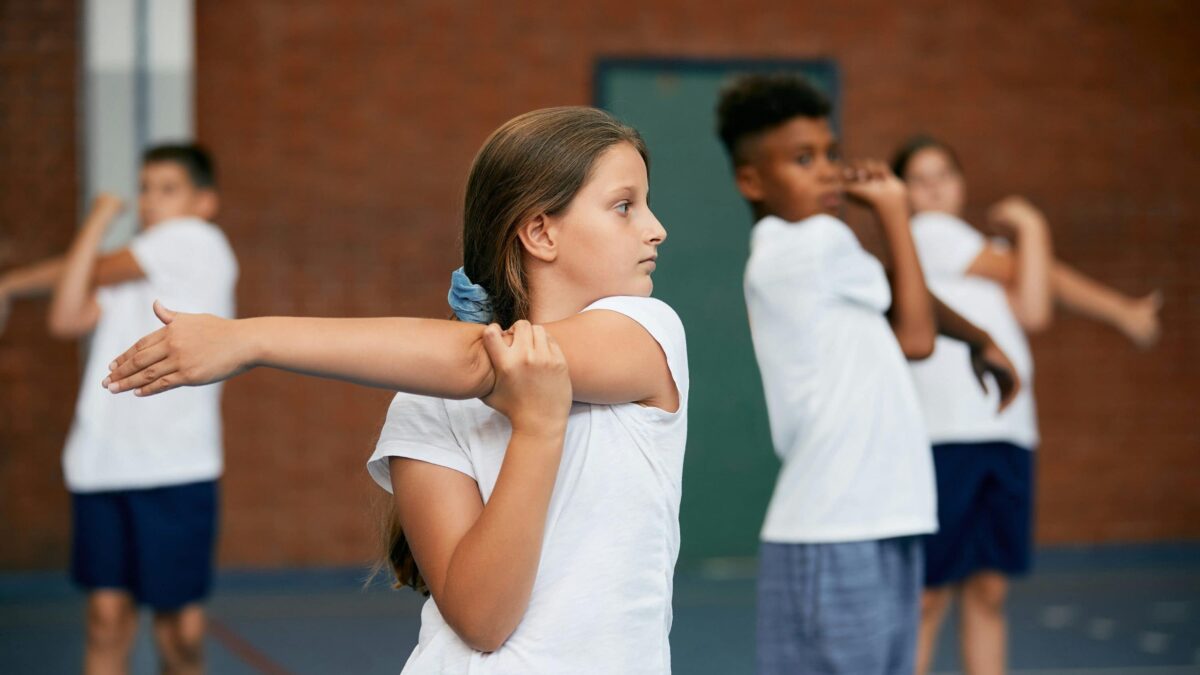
left=83, top=0, right=194, bottom=249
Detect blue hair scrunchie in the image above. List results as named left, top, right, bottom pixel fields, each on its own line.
left=448, top=267, right=494, bottom=324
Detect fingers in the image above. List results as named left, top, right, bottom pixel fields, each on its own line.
left=510, top=320, right=533, bottom=351
left=483, top=320, right=537, bottom=367
left=842, top=159, right=894, bottom=186
left=842, top=161, right=869, bottom=183
left=497, top=324, right=516, bottom=347
left=153, top=300, right=176, bottom=325
left=864, top=159, right=889, bottom=180
left=996, top=380, right=1018, bottom=412
left=988, top=196, right=1015, bottom=218
left=105, top=328, right=169, bottom=381
left=122, top=359, right=181, bottom=395
left=1147, top=290, right=1164, bottom=311
left=972, top=361, right=990, bottom=396
left=980, top=342, right=1020, bottom=413
left=992, top=195, right=1023, bottom=211
left=989, top=196, right=1042, bottom=232
left=480, top=323, right=506, bottom=363
left=91, top=193, right=124, bottom=216
left=134, top=374, right=181, bottom=397
left=103, top=340, right=174, bottom=392
left=493, top=320, right=561, bottom=370
left=994, top=365, right=1020, bottom=413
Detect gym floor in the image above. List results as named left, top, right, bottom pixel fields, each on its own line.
left=2, top=543, right=1197, bottom=674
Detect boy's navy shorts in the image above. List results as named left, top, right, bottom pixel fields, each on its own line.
left=924, top=441, right=1033, bottom=587
left=70, top=479, right=218, bottom=611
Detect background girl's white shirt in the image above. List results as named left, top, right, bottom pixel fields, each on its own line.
left=63, top=217, right=239, bottom=492
left=908, top=211, right=1039, bottom=449
left=744, top=214, right=937, bottom=543
left=366, top=296, right=689, bottom=675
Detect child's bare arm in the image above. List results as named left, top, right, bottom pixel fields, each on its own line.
left=845, top=160, right=936, bottom=359
left=0, top=247, right=142, bottom=340
left=102, top=302, right=677, bottom=411
left=0, top=258, right=64, bottom=336
left=0, top=257, right=66, bottom=301
left=394, top=322, right=571, bottom=652
left=47, top=194, right=127, bottom=339
left=1052, top=264, right=1162, bottom=348
left=966, top=247, right=1161, bottom=348
left=104, top=309, right=503, bottom=398
left=984, top=196, right=1054, bottom=332
left=931, top=296, right=1021, bottom=411
left=0, top=247, right=142, bottom=300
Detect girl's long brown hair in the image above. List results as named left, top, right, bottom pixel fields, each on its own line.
left=375, top=107, right=648, bottom=595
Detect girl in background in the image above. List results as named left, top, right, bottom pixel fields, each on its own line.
left=893, top=135, right=1161, bottom=675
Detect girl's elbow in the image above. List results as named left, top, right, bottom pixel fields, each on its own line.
left=1016, top=304, right=1054, bottom=334
left=47, top=314, right=86, bottom=341
left=1021, top=317, right=1052, bottom=334
left=459, top=337, right=496, bottom=399
left=47, top=298, right=98, bottom=340
left=465, top=631, right=509, bottom=654
left=447, top=614, right=514, bottom=653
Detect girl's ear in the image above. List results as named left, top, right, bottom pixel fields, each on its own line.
left=734, top=164, right=765, bottom=202
left=517, top=212, right=558, bottom=263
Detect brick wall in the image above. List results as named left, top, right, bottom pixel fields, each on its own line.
left=2, top=0, right=1196, bottom=568
left=0, top=0, right=80, bottom=568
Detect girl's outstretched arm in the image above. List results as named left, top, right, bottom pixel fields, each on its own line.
left=102, top=299, right=678, bottom=410
left=967, top=248, right=1161, bottom=348
left=101, top=305, right=501, bottom=399
left=1052, top=264, right=1162, bottom=348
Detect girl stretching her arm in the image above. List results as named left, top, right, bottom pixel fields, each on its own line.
left=105, top=108, right=689, bottom=674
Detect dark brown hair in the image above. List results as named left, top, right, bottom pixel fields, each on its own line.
left=460, top=106, right=648, bottom=328
left=890, top=134, right=963, bottom=180
left=376, top=106, right=648, bottom=595
left=715, top=73, right=832, bottom=166
left=143, top=143, right=216, bottom=188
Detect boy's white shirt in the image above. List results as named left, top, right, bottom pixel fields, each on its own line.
left=63, top=216, right=238, bottom=492
left=745, top=213, right=937, bottom=543
left=907, top=211, right=1039, bottom=448
left=367, top=296, right=688, bottom=675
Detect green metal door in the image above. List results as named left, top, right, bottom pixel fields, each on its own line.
left=596, top=59, right=840, bottom=565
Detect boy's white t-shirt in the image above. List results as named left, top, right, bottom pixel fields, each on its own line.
left=744, top=214, right=936, bottom=543
left=908, top=211, right=1039, bottom=448
left=366, top=296, right=689, bottom=675
left=63, top=217, right=238, bottom=492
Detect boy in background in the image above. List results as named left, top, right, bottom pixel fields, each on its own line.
left=0, top=144, right=237, bottom=675
left=716, top=74, right=1017, bottom=674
